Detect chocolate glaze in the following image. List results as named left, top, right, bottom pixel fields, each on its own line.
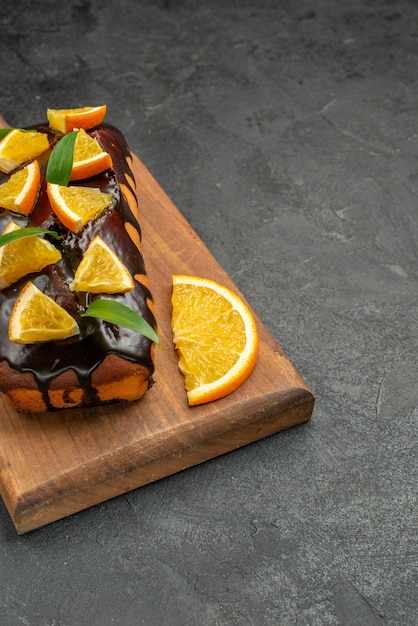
left=0, top=123, right=156, bottom=409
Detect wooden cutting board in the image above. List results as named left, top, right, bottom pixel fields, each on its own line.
left=0, top=126, right=314, bottom=533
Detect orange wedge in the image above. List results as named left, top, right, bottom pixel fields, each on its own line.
left=171, top=275, right=258, bottom=406
left=47, top=182, right=113, bottom=233
left=69, top=235, right=134, bottom=293
left=0, top=129, right=49, bottom=173
left=9, top=281, right=79, bottom=344
left=69, top=128, right=113, bottom=181
left=0, top=222, right=62, bottom=290
left=0, top=160, right=41, bottom=216
left=47, top=105, right=107, bottom=133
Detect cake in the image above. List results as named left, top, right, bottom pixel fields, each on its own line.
left=0, top=107, right=157, bottom=412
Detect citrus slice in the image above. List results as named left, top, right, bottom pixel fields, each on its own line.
left=0, top=160, right=41, bottom=216
left=69, top=235, right=134, bottom=293
left=70, top=128, right=113, bottom=181
left=171, top=275, right=258, bottom=406
left=0, top=129, right=49, bottom=173
left=47, top=182, right=113, bottom=233
left=9, top=281, right=79, bottom=344
left=0, top=222, right=62, bottom=290
left=47, top=105, right=107, bottom=133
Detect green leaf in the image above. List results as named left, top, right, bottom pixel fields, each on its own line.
left=82, top=299, right=161, bottom=346
left=0, top=128, right=13, bottom=140
left=46, top=130, right=78, bottom=186
left=0, top=128, right=38, bottom=140
left=0, top=227, right=63, bottom=248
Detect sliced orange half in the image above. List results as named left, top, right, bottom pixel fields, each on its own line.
left=0, top=129, right=49, bottom=173
left=47, top=182, right=113, bottom=233
left=171, top=275, right=258, bottom=406
left=9, top=281, right=79, bottom=344
left=69, top=235, right=134, bottom=293
left=47, top=105, right=107, bottom=133
left=0, top=160, right=41, bottom=216
left=0, top=222, right=62, bottom=290
left=69, top=128, right=113, bottom=181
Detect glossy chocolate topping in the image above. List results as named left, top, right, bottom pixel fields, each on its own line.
left=0, top=123, right=156, bottom=408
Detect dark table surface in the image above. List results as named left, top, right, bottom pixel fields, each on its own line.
left=0, top=1, right=416, bottom=625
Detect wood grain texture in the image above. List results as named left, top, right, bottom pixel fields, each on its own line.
left=0, top=139, right=314, bottom=534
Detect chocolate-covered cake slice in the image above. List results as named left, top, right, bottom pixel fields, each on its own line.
left=0, top=111, right=157, bottom=412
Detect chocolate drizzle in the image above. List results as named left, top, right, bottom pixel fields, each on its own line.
left=0, top=123, right=156, bottom=408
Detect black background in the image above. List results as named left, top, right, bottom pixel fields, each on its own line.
left=0, top=2, right=416, bottom=625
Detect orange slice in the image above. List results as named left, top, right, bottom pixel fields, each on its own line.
left=47, top=182, right=113, bottom=233
left=47, top=105, right=107, bottom=133
left=171, top=275, right=258, bottom=406
left=70, top=128, right=113, bottom=181
left=0, top=129, right=49, bottom=173
left=69, top=235, right=134, bottom=293
left=0, top=160, right=41, bottom=216
left=9, top=281, right=79, bottom=344
left=0, top=222, right=62, bottom=290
